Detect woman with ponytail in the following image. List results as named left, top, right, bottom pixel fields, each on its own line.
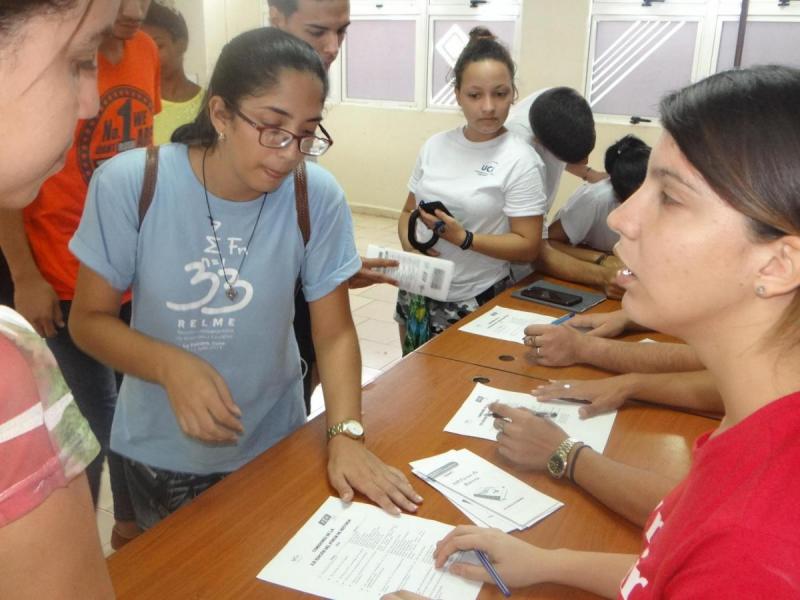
left=396, top=27, right=545, bottom=353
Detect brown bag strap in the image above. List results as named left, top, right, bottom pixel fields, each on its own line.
left=138, top=145, right=160, bottom=230
left=294, top=160, right=310, bottom=247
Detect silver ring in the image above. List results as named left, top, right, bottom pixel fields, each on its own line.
left=536, top=346, right=542, bottom=357
left=563, top=383, right=571, bottom=390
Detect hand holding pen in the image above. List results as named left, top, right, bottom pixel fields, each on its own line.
left=433, top=524, right=550, bottom=591
left=490, top=402, right=570, bottom=472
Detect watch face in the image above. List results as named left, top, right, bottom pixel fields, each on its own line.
left=344, top=420, right=364, bottom=437
left=547, top=454, right=566, bottom=477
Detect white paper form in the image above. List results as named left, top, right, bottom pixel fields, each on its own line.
left=257, top=497, right=482, bottom=600
left=458, top=306, right=554, bottom=344
left=366, top=245, right=454, bottom=302
left=444, top=383, right=617, bottom=453
left=413, top=457, right=520, bottom=533
left=411, top=449, right=562, bottom=530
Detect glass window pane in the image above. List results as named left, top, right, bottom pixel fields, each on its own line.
left=716, top=20, right=800, bottom=72
left=589, top=19, right=698, bottom=118
left=345, top=19, right=416, bottom=103
left=429, top=19, right=516, bottom=108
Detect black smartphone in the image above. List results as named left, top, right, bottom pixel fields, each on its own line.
left=418, top=200, right=453, bottom=217
left=521, top=286, right=582, bottom=307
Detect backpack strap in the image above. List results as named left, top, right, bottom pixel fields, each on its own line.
left=138, top=145, right=160, bottom=230
left=294, top=160, right=310, bottom=247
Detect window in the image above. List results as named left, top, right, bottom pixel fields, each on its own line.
left=588, top=0, right=800, bottom=121
left=338, top=0, right=521, bottom=110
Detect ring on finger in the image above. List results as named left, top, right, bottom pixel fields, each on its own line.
left=536, top=346, right=542, bottom=357
left=563, top=383, right=571, bottom=390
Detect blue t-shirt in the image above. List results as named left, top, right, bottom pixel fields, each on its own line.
left=70, top=144, right=360, bottom=474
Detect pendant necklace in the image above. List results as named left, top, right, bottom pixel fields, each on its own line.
left=201, top=146, right=267, bottom=301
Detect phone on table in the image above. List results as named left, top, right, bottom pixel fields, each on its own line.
left=521, top=286, right=582, bottom=307
left=418, top=200, right=453, bottom=217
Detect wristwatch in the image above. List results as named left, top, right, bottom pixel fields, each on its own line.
left=326, top=419, right=365, bottom=442
left=547, top=437, right=581, bottom=479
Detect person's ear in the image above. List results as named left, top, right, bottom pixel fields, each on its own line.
left=755, top=236, right=800, bottom=299
left=268, top=5, right=286, bottom=28
left=454, top=87, right=463, bottom=109
left=208, top=96, right=232, bottom=138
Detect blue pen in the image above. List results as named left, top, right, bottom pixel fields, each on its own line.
left=476, top=549, right=512, bottom=597
left=551, top=312, right=575, bottom=325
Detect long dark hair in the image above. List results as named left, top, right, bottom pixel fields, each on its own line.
left=172, top=27, right=328, bottom=147
left=660, top=65, right=800, bottom=340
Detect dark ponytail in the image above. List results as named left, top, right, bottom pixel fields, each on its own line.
left=451, top=26, right=516, bottom=94
left=604, top=135, right=650, bottom=202
left=172, top=27, right=328, bottom=147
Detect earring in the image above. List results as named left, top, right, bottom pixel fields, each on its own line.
left=217, top=131, right=226, bottom=142
left=756, top=285, right=766, bottom=297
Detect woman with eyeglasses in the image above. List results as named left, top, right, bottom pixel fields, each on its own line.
left=68, top=27, right=422, bottom=529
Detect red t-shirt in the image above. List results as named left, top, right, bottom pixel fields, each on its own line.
left=23, top=31, right=161, bottom=300
left=620, top=391, right=800, bottom=598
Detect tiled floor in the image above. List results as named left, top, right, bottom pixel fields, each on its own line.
left=96, top=211, right=402, bottom=555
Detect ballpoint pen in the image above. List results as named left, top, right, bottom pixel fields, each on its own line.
left=476, top=549, right=512, bottom=597
left=551, top=312, right=576, bottom=325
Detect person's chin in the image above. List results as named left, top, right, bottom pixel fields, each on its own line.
left=5, top=179, right=46, bottom=210
left=113, top=24, right=141, bottom=39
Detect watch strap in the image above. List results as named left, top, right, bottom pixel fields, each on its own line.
left=326, top=419, right=364, bottom=442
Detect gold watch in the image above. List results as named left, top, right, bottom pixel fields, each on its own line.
left=547, top=437, right=580, bottom=479
left=326, top=419, right=365, bottom=442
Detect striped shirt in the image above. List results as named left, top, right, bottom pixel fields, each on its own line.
left=0, top=306, right=99, bottom=525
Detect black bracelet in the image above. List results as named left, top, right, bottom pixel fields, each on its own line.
left=460, top=230, right=474, bottom=250
left=568, top=443, right=590, bottom=483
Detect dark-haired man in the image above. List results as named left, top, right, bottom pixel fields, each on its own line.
left=506, top=87, right=623, bottom=293
left=268, top=0, right=399, bottom=411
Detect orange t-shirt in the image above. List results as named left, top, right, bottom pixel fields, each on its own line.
left=23, top=31, right=161, bottom=300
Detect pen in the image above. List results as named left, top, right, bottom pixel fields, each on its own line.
left=551, top=312, right=575, bottom=325
left=476, top=549, right=512, bottom=597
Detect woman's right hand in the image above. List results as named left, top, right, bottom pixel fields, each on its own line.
left=159, top=348, right=243, bottom=443
left=434, top=525, right=547, bottom=588
left=569, top=309, right=632, bottom=338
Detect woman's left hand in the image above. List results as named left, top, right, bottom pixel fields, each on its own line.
left=418, top=206, right=466, bottom=247
left=327, top=436, right=423, bottom=515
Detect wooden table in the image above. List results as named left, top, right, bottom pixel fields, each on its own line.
left=416, top=276, right=671, bottom=381
left=107, top=353, right=715, bottom=599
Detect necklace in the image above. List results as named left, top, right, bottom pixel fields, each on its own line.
left=201, top=147, right=267, bottom=301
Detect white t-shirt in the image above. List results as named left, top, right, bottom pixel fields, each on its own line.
left=409, top=127, right=546, bottom=302
left=555, top=178, right=620, bottom=253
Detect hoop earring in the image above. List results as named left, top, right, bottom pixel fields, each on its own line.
left=756, top=285, right=766, bottom=297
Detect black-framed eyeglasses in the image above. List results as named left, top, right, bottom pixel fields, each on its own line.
left=233, top=107, right=333, bottom=157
